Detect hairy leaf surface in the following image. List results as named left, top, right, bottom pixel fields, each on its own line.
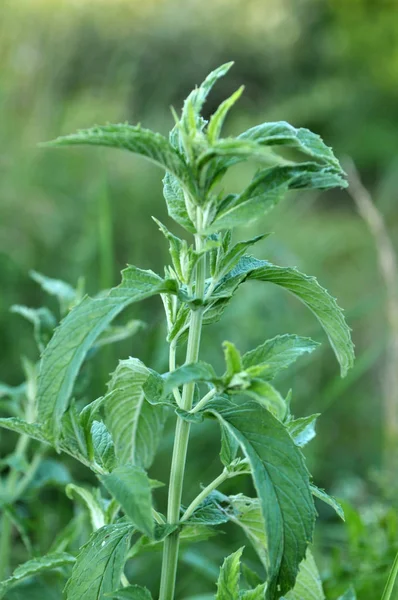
left=37, top=266, right=177, bottom=441
left=65, top=523, right=133, bottom=600
left=207, top=398, right=315, bottom=597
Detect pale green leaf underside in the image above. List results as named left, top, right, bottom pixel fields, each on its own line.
left=286, top=414, right=319, bottom=448
left=100, top=465, right=154, bottom=537
left=104, top=358, right=167, bottom=469
left=0, top=552, right=75, bottom=599
left=283, top=550, right=325, bottom=600
left=66, top=484, right=105, bottom=531
left=207, top=398, right=315, bottom=598
left=65, top=523, right=133, bottom=600
left=36, top=266, right=177, bottom=441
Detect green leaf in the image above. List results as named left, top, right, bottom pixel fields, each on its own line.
left=217, top=494, right=268, bottom=568
left=216, top=234, right=268, bottom=280
left=183, top=496, right=229, bottom=526
left=91, top=421, right=117, bottom=471
left=65, top=523, right=133, bottom=600
left=104, top=358, right=167, bottom=469
left=163, top=362, right=218, bottom=396
left=241, top=584, right=267, bottom=600
left=37, top=266, right=177, bottom=442
left=241, top=564, right=262, bottom=588
left=215, top=256, right=354, bottom=376
left=238, top=121, right=342, bottom=169
left=310, top=485, right=345, bottom=521
left=162, top=171, right=195, bottom=233
left=242, top=335, right=319, bottom=380
left=337, top=587, right=357, bottom=600
left=43, top=124, right=188, bottom=183
left=208, top=163, right=346, bottom=232
left=0, top=553, right=75, bottom=599
left=206, top=398, right=315, bottom=598
left=220, top=421, right=239, bottom=466
left=283, top=550, right=325, bottom=600
left=0, top=417, right=50, bottom=445
left=30, top=270, right=77, bottom=315
left=100, top=465, right=154, bottom=537
left=106, top=585, right=152, bottom=600
left=216, top=547, right=244, bottom=600
left=223, top=341, right=243, bottom=378
left=381, top=550, right=398, bottom=600
left=239, top=380, right=287, bottom=421
left=207, top=86, right=244, bottom=143
left=66, top=484, right=105, bottom=530
left=286, top=415, right=319, bottom=447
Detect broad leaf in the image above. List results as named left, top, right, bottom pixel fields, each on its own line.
left=100, top=465, right=154, bottom=537
left=107, top=585, right=152, bottom=600
left=66, top=484, right=105, bottom=530
left=65, top=523, right=133, bottom=600
left=242, top=335, right=319, bottom=380
left=214, top=256, right=354, bottom=376
left=37, top=266, right=177, bottom=441
left=283, top=550, right=325, bottom=600
left=44, top=124, right=188, bottom=184
left=104, top=358, right=167, bottom=469
left=206, top=398, right=315, bottom=598
left=310, top=485, right=345, bottom=521
left=0, top=553, right=75, bottom=599
left=216, top=547, right=244, bottom=600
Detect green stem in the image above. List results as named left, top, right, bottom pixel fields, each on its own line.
left=180, top=470, right=229, bottom=523
left=159, top=231, right=206, bottom=600
left=0, top=511, right=12, bottom=580
left=190, top=387, right=217, bottom=414
left=381, top=550, right=398, bottom=600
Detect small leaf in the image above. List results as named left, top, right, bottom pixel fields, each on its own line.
left=216, top=547, right=244, bottom=600
left=216, top=234, right=268, bottom=280
left=106, top=585, right=153, bottom=600
left=337, top=586, right=357, bottom=600
left=65, top=523, right=133, bottom=600
left=163, top=171, right=195, bottom=233
left=66, top=484, right=105, bottom=531
left=223, top=341, right=243, bottom=379
left=94, top=319, right=144, bottom=349
left=100, top=465, right=154, bottom=537
left=286, top=414, right=320, bottom=447
left=207, top=86, right=244, bottom=143
left=242, top=335, right=319, bottom=380
left=207, top=398, right=316, bottom=597
left=163, top=362, right=218, bottom=396
left=104, top=358, right=167, bottom=468
left=37, top=266, right=177, bottom=442
left=11, top=305, right=56, bottom=352
left=90, top=421, right=117, bottom=471
left=0, top=553, right=75, bottom=599
left=183, top=496, right=229, bottom=526
left=310, top=485, right=345, bottom=521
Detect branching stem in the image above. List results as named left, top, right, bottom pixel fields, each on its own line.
left=180, top=470, right=229, bottom=523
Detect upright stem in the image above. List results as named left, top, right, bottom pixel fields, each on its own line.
left=159, top=229, right=206, bottom=600
left=0, top=511, right=12, bottom=580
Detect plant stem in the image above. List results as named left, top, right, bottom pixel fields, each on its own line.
left=190, top=387, right=217, bottom=414
left=0, top=511, right=12, bottom=580
left=180, top=470, right=229, bottom=523
left=159, top=230, right=206, bottom=600
left=381, top=550, right=398, bottom=600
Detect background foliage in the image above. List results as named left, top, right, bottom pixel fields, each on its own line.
left=1, top=0, right=397, bottom=597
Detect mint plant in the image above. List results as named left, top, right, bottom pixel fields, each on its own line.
left=0, top=63, right=355, bottom=599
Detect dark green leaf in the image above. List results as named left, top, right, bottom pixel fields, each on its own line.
left=37, top=266, right=177, bottom=442
left=207, top=398, right=315, bottom=597
left=100, top=465, right=154, bottom=537
left=90, top=421, right=117, bottom=471
left=65, top=523, right=133, bottom=600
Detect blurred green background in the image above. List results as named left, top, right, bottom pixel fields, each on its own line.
left=1, top=0, right=398, bottom=597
